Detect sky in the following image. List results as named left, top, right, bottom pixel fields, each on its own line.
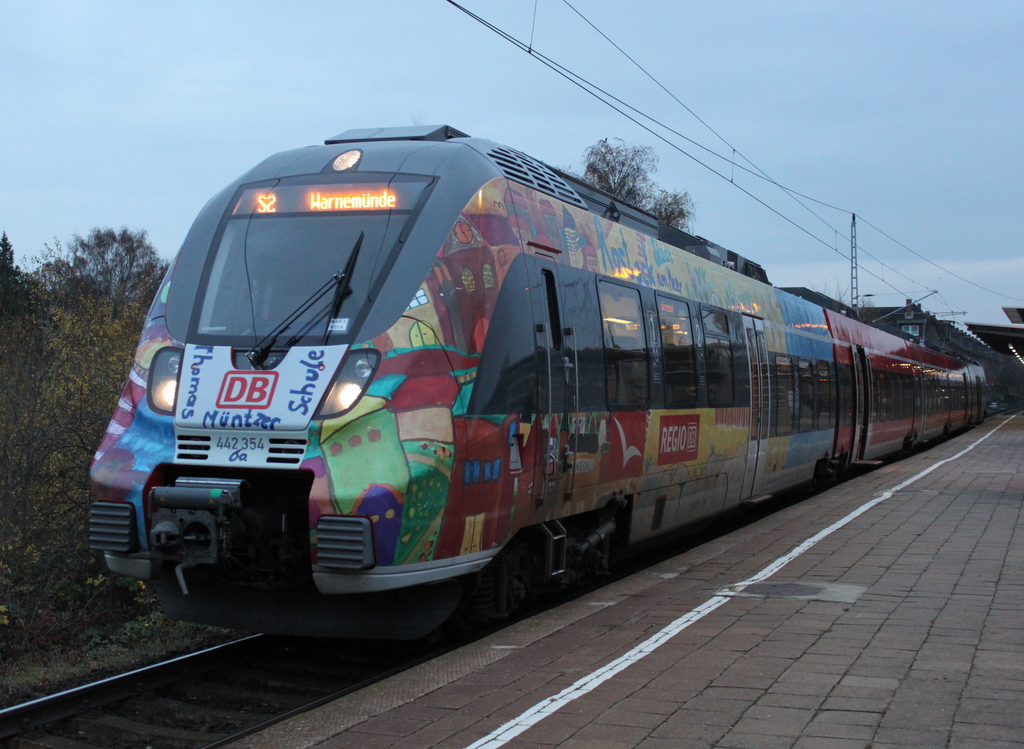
left=2, top=1, right=1022, bottom=326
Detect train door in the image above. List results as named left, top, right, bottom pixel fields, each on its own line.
left=531, top=257, right=579, bottom=513
left=740, top=315, right=770, bottom=498
left=852, top=346, right=871, bottom=460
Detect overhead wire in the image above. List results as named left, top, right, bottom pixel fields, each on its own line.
left=443, top=0, right=915, bottom=299
left=856, top=215, right=1023, bottom=302
left=469, top=1, right=1024, bottom=306
left=556, top=1, right=1024, bottom=307
left=446, top=1, right=1024, bottom=309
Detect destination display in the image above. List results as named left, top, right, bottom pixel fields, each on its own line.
left=233, top=184, right=402, bottom=215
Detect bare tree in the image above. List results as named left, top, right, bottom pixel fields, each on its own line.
left=581, top=138, right=695, bottom=231
left=583, top=138, right=658, bottom=207
left=36, top=227, right=168, bottom=319
left=648, top=189, right=695, bottom=231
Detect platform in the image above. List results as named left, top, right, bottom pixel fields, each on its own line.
left=233, top=415, right=1023, bottom=749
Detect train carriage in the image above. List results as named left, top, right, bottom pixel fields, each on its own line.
left=89, top=126, right=984, bottom=638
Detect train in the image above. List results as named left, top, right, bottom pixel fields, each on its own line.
left=88, top=125, right=986, bottom=639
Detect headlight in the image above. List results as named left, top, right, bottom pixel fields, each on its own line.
left=331, top=149, right=362, bottom=171
left=147, top=347, right=183, bottom=415
left=315, top=349, right=380, bottom=419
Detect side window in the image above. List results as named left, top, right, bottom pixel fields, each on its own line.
left=871, top=369, right=883, bottom=422
left=657, top=296, right=697, bottom=407
left=775, top=354, right=795, bottom=436
left=817, top=361, right=833, bottom=429
left=838, top=361, right=854, bottom=427
left=797, top=358, right=814, bottom=432
left=889, top=372, right=898, bottom=419
left=599, top=282, right=649, bottom=408
left=542, top=269, right=562, bottom=350
left=703, top=309, right=734, bottom=406
left=880, top=370, right=889, bottom=420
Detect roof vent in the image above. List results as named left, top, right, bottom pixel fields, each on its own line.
left=325, top=125, right=469, bottom=145
left=487, top=146, right=587, bottom=208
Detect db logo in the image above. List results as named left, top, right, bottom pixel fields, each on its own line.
left=216, top=371, right=278, bottom=409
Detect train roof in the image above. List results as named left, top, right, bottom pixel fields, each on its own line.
left=315, top=126, right=771, bottom=286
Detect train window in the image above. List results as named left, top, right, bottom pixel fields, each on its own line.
left=197, top=220, right=254, bottom=336
left=797, top=359, right=814, bottom=432
left=702, top=310, right=734, bottom=406
left=196, top=211, right=393, bottom=346
left=884, top=371, right=894, bottom=420
left=872, top=369, right=885, bottom=422
left=703, top=310, right=729, bottom=338
left=774, top=354, right=795, bottom=436
left=657, top=296, right=697, bottom=407
left=817, top=361, right=833, bottom=429
left=883, top=371, right=893, bottom=420
left=838, top=361, right=854, bottom=427
left=542, top=270, right=562, bottom=351
left=898, top=373, right=905, bottom=419
left=599, top=282, right=649, bottom=408
left=892, top=372, right=901, bottom=420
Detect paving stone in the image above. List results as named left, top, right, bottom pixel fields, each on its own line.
left=873, top=727, right=952, bottom=746
left=809, top=710, right=883, bottom=727
left=590, top=708, right=665, bottom=729
left=731, top=705, right=815, bottom=735
left=718, top=730, right=797, bottom=748
left=616, top=696, right=680, bottom=716
left=951, top=721, right=1024, bottom=743
left=948, top=739, right=1024, bottom=749
left=758, top=692, right=827, bottom=710
left=344, top=717, right=430, bottom=737
left=792, top=738, right=870, bottom=749
left=818, top=696, right=890, bottom=713
left=572, top=721, right=652, bottom=744
left=955, top=702, right=1024, bottom=728
left=319, top=732, right=397, bottom=749
left=634, top=737, right=709, bottom=749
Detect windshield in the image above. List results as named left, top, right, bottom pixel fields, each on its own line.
left=193, top=175, right=424, bottom=347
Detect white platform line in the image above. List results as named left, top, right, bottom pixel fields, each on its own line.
left=463, top=417, right=1012, bottom=749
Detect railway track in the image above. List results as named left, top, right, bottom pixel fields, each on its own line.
left=0, top=634, right=446, bottom=749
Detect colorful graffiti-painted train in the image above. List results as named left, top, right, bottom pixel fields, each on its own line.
left=89, top=126, right=986, bottom=638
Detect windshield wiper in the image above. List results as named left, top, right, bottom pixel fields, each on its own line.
left=322, top=231, right=363, bottom=344
left=246, top=232, right=364, bottom=369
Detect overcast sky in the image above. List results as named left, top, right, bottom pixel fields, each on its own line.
left=2, top=1, right=1021, bottom=324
